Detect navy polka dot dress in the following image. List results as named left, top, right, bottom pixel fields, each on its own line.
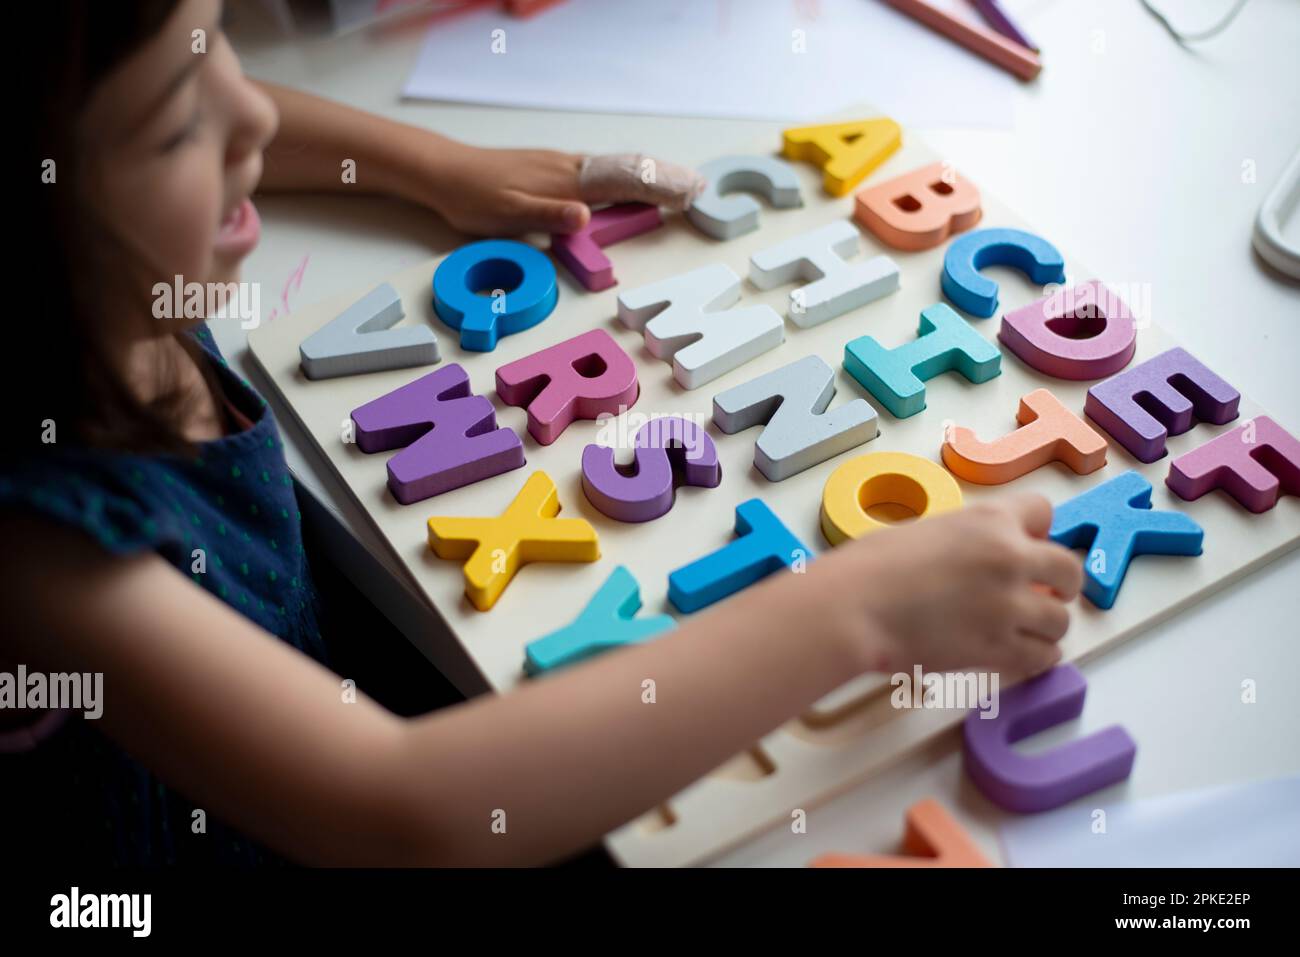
left=0, top=327, right=327, bottom=865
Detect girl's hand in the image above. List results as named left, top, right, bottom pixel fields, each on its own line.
left=419, top=143, right=705, bottom=236
left=254, top=83, right=706, bottom=237
left=836, top=494, right=1083, bottom=679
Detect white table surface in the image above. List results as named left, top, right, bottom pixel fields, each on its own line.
left=222, top=0, right=1300, bottom=866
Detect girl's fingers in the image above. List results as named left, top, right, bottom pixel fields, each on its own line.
left=577, top=153, right=706, bottom=211
left=1010, top=633, right=1064, bottom=675
left=1002, top=492, right=1054, bottom=539
left=981, top=630, right=1060, bottom=676
left=1013, top=590, right=1071, bottom=643
left=1024, top=540, right=1084, bottom=599
left=502, top=190, right=590, bottom=234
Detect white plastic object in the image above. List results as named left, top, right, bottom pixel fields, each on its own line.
left=1253, top=148, right=1300, bottom=280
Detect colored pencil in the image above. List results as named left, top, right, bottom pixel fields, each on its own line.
left=882, top=0, right=1041, bottom=81
left=972, top=0, right=1038, bottom=52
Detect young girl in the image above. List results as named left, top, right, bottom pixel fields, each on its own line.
left=7, top=0, right=1080, bottom=866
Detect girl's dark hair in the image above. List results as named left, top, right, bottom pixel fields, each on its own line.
left=18, top=0, right=211, bottom=462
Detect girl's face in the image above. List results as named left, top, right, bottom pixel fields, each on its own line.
left=81, top=0, right=278, bottom=323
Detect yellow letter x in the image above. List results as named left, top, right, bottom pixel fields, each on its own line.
left=427, top=471, right=600, bottom=611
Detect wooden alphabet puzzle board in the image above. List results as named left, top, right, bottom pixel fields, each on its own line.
left=247, top=121, right=1300, bottom=867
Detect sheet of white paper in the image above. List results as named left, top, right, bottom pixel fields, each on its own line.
left=402, top=0, right=1018, bottom=128
left=1000, top=776, right=1300, bottom=868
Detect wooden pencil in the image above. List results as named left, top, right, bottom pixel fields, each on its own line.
left=883, top=0, right=1042, bottom=81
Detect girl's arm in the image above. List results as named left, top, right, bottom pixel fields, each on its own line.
left=253, top=80, right=463, bottom=204
left=2, top=495, right=1077, bottom=866
left=252, top=81, right=703, bottom=236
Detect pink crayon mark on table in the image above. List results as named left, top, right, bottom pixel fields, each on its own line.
left=266, top=254, right=311, bottom=323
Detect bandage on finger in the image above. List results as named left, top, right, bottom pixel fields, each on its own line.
left=579, top=153, right=707, bottom=211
